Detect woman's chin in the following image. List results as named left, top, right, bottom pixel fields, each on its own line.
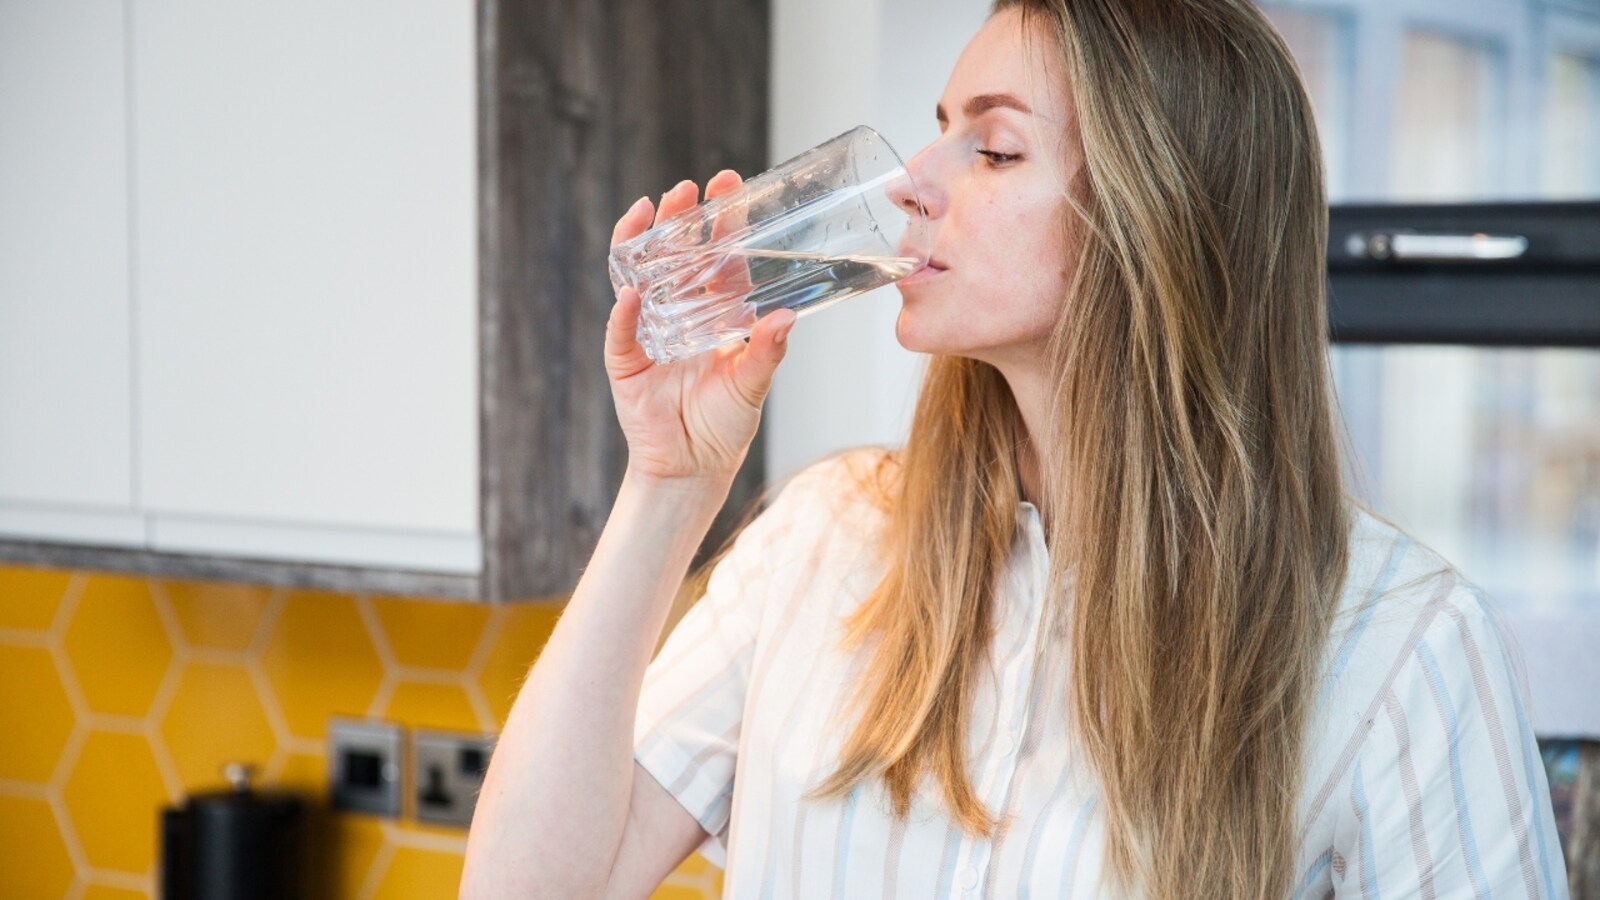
left=893, top=309, right=954, bottom=356
left=893, top=308, right=922, bottom=351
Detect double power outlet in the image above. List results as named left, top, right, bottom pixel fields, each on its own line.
left=328, top=718, right=495, bottom=828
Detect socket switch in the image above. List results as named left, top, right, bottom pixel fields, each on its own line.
left=329, top=718, right=403, bottom=817
left=412, top=729, right=494, bottom=828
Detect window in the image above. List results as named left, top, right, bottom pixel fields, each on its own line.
left=1260, top=0, right=1600, bottom=630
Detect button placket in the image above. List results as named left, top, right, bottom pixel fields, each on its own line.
left=959, top=519, right=1051, bottom=899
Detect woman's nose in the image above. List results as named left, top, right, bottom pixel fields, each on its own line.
left=886, top=148, right=939, bottom=220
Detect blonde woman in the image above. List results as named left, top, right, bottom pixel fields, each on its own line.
left=463, top=1, right=1569, bottom=897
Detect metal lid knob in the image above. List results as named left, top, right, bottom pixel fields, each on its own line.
left=221, top=761, right=258, bottom=794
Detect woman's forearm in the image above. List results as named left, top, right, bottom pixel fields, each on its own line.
left=461, top=470, right=731, bottom=899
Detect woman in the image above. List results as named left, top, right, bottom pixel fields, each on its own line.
left=463, top=1, right=1568, bottom=897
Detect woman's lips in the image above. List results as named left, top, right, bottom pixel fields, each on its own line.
left=898, top=259, right=947, bottom=286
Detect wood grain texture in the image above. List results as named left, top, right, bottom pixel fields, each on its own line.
left=479, top=0, right=772, bottom=600
left=1570, top=741, right=1600, bottom=898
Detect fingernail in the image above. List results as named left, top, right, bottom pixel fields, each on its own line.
left=630, top=195, right=649, bottom=212
left=776, top=322, right=792, bottom=344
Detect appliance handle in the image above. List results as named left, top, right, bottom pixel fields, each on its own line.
left=1344, top=231, right=1530, bottom=261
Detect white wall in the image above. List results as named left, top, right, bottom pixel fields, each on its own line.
left=765, top=0, right=991, bottom=482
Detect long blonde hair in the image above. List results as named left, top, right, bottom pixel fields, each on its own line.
left=679, top=1, right=1349, bottom=896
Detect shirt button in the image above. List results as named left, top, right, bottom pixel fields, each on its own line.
left=995, top=733, right=1016, bottom=756
left=958, top=867, right=979, bottom=889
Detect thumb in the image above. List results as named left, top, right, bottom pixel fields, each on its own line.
left=605, top=286, right=654, bottom=379
left=728, top=308, right=797, bottom=407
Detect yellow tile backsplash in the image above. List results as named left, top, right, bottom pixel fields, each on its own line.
left=0, top=793, right=74, bottom=897
left=0, top=564, right=723, bottom=899
left=0, top=644, right=73, bottom=782
left=62, top=577, right=172, bottom=718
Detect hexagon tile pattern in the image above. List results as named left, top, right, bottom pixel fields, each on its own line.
left=0, top=793, right=74, bottom=898
left=62, top=575, right=173, bottom=718
left=64, top=731, right=171, bottom=874
left=0, top=644, right=74, bottom=782
left=0, top=563, right=723, bottom=899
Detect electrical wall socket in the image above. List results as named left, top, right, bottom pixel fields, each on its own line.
left=329, top=718, right=403, bottom=817
left=412, top=729, right=495, bottom=828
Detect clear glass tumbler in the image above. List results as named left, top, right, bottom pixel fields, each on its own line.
left=608, top=125, right=931, bottom=364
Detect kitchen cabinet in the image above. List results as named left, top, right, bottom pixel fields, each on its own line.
left=0, top=0, right=772, bottom=601
left=0, top=0, right=135, bottom=526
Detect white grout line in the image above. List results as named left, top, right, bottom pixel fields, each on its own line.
left=83, top=866, right=151, bottom=892
left=0, top=626, right=50, bottom=646
left=247, top=587, right=288, bottom=657
left=186, top=646, right=252, bottom=666
left=354, top=838, right=399, bottom=900
left=145, top=688, right=185, bottom=800
left=48, top=574, right=88, bottom=641
left=381, top=820, right=469, bottom=854
left=463, top=604, right=504, bottom=676
left=354, top=594, right=399, bottom=672
left=142, top=582, right=189, bottom=799
left=0, top=777, right=49, bottom=798
left=466, top=683, right=499, bottom=735
left=390, top=664, right=474, bottom=685
left=246, top=590, right=299, bottom=753
left=146, top=579, right=186, bottom=654
left=281, top=735, right=323, bottom=757
left=48, top=587, right=89, bottom=721
left=78, top=712, right=153, bottom=735
left=46, top=734, right=91, bottom=876
left=248, top=654, right=299, bottom=751
left=260, top=742, right=291, bottom=785
left=464, top=604, right=515, bottom=733
left=357, top=593, right=402, bottom=720
left=365, top=676, right=399, bottom=719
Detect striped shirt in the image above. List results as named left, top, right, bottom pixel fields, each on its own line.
left=633, top=448, right=1569, bottom=898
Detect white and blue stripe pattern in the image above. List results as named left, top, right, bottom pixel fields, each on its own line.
left=632, top=449, right=1570, bottom=898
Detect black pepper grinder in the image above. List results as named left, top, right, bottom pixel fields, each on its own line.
left=160, top=762, right=306, bottom=900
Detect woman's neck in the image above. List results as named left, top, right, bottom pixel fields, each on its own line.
left=1015, top=437, right=1042, bottom=508
left=995, top=359, right=1052, bottom=535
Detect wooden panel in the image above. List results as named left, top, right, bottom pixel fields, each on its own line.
left=480, top=0, right=772, bottom=600
left=0, top=0, right=133, bottom=510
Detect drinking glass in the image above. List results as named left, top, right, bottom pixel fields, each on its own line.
left=608, top=125, right=932, bottom=364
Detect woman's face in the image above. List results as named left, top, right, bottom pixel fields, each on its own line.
left=892, top=7, right=1082, bottom=371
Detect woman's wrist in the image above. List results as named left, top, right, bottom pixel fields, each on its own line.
left=621, top=466, right=736, bottom=506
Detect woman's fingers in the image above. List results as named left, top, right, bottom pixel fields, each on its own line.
left=705, top=169, right=742, bottom=198
left=606, top=175, right=733, bottom=380
left=706, top=170, right=746, bottom=244
left=611, top=195, right=655, bottom=248
left=605, top=285, right=653, bottom=379
left=726, top=307, right=797, bottom=408
left=653, top=179, right=701, bottom=228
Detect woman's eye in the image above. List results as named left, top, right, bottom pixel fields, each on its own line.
left=977, top=149, right=1020, bottom=165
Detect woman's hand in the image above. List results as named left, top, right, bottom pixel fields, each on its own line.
left=607, top=170, right=797, bottom=487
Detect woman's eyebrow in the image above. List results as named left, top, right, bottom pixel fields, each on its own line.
left=935, top=92, right=1034, bottom=124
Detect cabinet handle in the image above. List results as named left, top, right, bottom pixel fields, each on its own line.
left=1343, top=231, right=1529, bottom=261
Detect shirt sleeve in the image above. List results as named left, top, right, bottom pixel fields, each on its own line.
left=631, top=460, right=830, bottom=866
left=1332, top=582, right=1570, bottom=899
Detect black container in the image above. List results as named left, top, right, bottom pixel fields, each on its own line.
left=161, top=763, right=306, bottom=900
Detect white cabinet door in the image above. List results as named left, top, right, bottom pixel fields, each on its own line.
left=130, top=0, right=479, bottom=568
left=0, top=0, right=139, bottom=542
